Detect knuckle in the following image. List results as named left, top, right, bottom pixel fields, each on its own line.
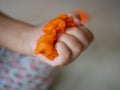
left=53, top=61, right=65, bottom=67
left=84, top=27, right=94, bottom=42
left=57, top=61, right=64, bottom=67
left=63, top=50, right=72, bottom=60
left=84, top=40, right=90, bottom=49
left=58, top=52, right=71, bottom=67
left=74, top=44, right=82, bottom=55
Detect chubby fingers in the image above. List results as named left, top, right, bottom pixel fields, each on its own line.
left=56, top=26, right=94, bottom=66
left=58, top=34, right=83, bottom=60
left=79, top=26, right=94, bottom=42
left=36, top=26, right=93, bottom=67
left=66, top=27, right=94, bottom=50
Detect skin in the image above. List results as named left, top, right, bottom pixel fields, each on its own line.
left=0, top=11, right=94, bottom=67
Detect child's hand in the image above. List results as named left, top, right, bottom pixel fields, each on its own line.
left=31, top=25, right=94, bottom=67
left=0, top=12, right=93, bottom=67
left=23, top=14, right=94, bottom=67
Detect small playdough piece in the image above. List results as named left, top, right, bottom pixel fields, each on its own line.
left=72, top=9, right=89, bottom=23
left=34, top=14, right=78, bottom=60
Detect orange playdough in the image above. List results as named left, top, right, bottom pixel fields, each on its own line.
left=34, top=14, right=77, bottom=60
left=72, top=9, right=89, bottom=23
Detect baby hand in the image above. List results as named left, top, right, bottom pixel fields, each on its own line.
left=34, top=25, right=94, bottom=67
left=30, top=14, right=94, bottom=67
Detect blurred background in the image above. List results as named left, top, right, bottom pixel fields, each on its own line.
left=0, top=0, right=120, bottom=90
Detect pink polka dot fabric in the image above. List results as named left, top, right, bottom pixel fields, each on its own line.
left=0, top=47, right=59, bottom=90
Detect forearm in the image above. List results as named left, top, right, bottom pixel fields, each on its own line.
left=0, top=11, right=36, bottom=55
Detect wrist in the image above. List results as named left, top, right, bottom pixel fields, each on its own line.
left=27, top=26, right=44, bottom=56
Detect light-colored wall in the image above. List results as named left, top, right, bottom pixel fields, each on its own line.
left=0, top=0, right=120, bottom=90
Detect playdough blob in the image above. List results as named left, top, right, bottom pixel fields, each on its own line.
left=34, top=14, right=79, bottom=60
